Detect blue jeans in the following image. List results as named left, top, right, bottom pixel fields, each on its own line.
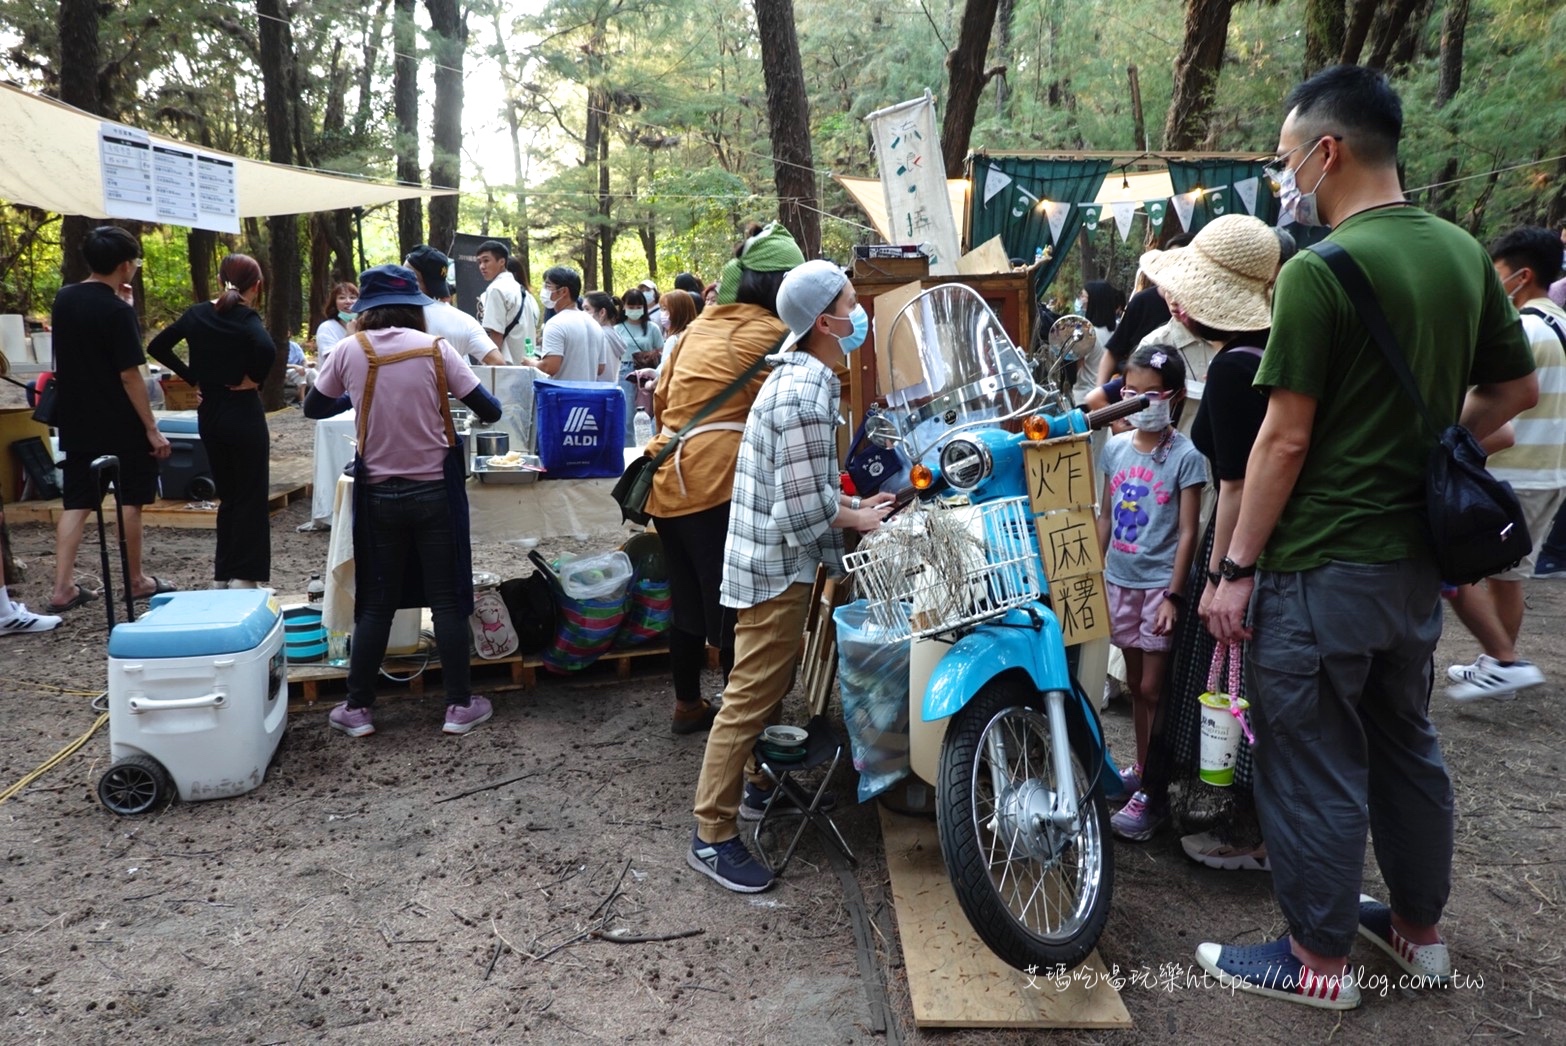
left=346, top=478, right=472, bottom=709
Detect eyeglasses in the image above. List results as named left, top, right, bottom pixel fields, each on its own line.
left=133, top=258, right=144, bottom=269
left=1121, top=387, right=1174, bottom=401
left=1263, top=134, right=1342, bottom=190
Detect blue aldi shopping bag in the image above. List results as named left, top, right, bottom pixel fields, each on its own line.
left=533, top=379, right=626, bottom=479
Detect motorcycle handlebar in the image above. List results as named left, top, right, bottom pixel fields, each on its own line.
left=1083, top=394, right=1149, bottom=431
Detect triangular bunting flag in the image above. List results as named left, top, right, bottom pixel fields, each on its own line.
left=1046, top=201, right=1070, bottom=245
left=1208, top=185, right=1228, bottom=217
left=1110, top=200, right=1137, bottom=239
left=1234, top=176, right=1259, bottom=216
left=1171, top=191, right=1197, bottom=232
left=983, top=167, right=1013, bottom=208
left=1145, top=198, right=1167, bottom=232
left=1080, top=204, right=1102, bottom=238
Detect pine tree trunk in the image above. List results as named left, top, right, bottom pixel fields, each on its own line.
left=1303, top=0, right=1345, bottom=76
left=393, top=0, right=423, bottom=259
left=994, top=0, right=1016, bottom=116
left=57, top=0, right=102, bottom=286
left=1366, top=0, right=1425, bottom=69
left=940, top=0, right=1003, bottom=176
left=1163, top=0, right=1236, bottom=151
left=1341, top=0, right=1377, bottom=65
left=188, top=228, right=216, bottom=303
left=493, top=8, right=531, bottom=287
left=1429, top=0, right=1469, bottom=221
left=753, top=0, right=820, bottom=258
left=426, top=0, right=464, bottom=253
left=598, top=120, right=613, bottom=292
left=581, top=86, right=603, bottom=289
left=258, top=0, right=300, bottom=411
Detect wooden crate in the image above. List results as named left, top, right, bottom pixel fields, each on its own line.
left=160, top=377, right=200, bottom=410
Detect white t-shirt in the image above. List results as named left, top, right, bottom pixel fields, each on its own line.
left=540, top=307, right=606, bottom=383
left=315, top=318, right=349, bottom=358
left=477, top=271, right=538, bottom=364
left=424, top=301, right=495, bottom=365
left=599, top=325, right=625, bottom=382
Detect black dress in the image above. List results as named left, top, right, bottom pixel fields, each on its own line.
left=147, top=303, right=277, bottom=582
left=1142, top=336, right=1268, bottom=832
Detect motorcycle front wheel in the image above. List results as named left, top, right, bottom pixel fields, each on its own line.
left=936, top=676, right=1113, bottom=973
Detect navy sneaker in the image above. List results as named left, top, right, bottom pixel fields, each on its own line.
left=687, top=832, right=775, bottom=893
left=1533, top=553, right=1566, bottom=579
left=1356, top=894, right=1452, bottom=986
left=738, top=781, right=838, bottom=822
left=1195, top=937, right=1360, bottom=1010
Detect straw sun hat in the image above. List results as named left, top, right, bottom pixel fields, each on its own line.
left=1140, top=214, right=1280, bottom=331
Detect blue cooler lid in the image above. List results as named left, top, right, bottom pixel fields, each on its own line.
left=157, top=410, right=201, bottom=435
left=108, top=589, right=280, bottom=658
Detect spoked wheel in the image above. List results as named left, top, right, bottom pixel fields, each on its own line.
left=98, top=755, right=173, bottom=816
left=937, top=677, right=1112, bottom=973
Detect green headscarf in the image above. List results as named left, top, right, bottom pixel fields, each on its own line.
left=715, top=221, right=806, bottom=305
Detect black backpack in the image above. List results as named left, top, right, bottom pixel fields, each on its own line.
left=499, top=572, right=557, bottom=654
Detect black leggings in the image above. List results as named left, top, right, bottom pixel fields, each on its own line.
left=200, top=394, right=271, bottom=582
left=653, top=502, right=737, bottom=703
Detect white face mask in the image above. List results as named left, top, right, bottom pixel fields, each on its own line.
left=624, top=308, right=644, bottom=320
left=1274, top=139, right=1328, bottom=228
left=1129, top=398, right=1172, bottom=432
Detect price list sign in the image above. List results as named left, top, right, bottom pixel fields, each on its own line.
left=99, top=122, right=239, bottom=233
left=1024, top=435, right=1110, bottom=646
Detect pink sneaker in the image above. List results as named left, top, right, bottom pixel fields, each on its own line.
left=443, top=695, right=493, bottom=735
left=328, top=702, right=375, bottom=737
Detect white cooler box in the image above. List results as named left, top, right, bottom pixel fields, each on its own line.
left=99, top=590, right=287, bottom=815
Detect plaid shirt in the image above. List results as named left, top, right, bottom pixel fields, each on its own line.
left=721, top=351, right=845, bottom=609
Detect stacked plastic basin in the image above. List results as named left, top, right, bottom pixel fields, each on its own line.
left=283, top=604, right=328, bottom=663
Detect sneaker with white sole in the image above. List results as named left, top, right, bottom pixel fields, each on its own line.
left=1117, top=762, right=1142, bottom=795
left=443, top=695, right=493, bottom=735
left=1356, top=894, right=1452, bottom=986
left=1445, top=655, right=1544, bottom=702
left=1181, top=830, right=1270, bottom=871
left=738, top=781, right=838, bottom=822
left=0, top=603, right=62, bottom=635
left=1110, top=790, right=1166, bottom=841
left=687, top=831, right=775, bottom=893
left=1195, top=937, right=1360, bottom=1010
left=328, top=702, right=375, bottom=737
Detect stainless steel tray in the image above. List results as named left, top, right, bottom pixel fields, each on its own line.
left=472, top=464, right=540, bottom=485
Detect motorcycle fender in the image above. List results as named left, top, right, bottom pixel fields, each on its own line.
left=920, top=614, right=1075, bottom=723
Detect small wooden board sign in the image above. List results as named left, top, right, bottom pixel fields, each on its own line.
left=1023, top=436, right=1110, bottom=645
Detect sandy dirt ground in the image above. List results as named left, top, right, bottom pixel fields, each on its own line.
left=2, top=402, right=1564, bottom=1044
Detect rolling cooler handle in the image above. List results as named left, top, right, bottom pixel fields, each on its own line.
left=90, top=455, right=137, bottom=630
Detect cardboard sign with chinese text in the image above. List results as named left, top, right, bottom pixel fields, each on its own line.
left=1050, top=570, right=1111, bottom=646
left=1024, top=436, right=1096, bottom=514
left=1024, top=435, right=1110, bottom=645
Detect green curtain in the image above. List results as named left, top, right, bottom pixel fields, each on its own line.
left=968, top=156, right=1111, bottom=296
left=1165, top=159, right=1278, bottom=232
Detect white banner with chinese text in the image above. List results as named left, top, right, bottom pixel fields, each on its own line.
left=866, top=91, right=961, bottom=275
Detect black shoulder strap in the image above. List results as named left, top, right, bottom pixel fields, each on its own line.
left=1520, top=306, right=1566, bottom=352
left=1308, top=241, right=1439, bottom=436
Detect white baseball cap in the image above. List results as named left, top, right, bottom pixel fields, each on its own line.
left=777, top=260, right=849, bottom=350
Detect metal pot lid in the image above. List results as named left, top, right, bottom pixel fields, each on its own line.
left=473, top=570, right=501, bottom=591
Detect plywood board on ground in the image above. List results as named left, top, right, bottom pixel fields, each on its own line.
left=3, top=478, right=311, bottom=528
left=879, top=806, right=1132, bottom=1029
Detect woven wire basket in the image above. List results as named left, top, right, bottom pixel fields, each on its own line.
left=844, top=496, right=1043, bottom=641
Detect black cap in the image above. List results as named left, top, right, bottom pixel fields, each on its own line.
left=404, top=245, right=451, bottom=298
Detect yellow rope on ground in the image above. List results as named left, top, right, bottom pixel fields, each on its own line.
left=11, top=679, right=107, bottom=697
left=0, top=712, right=109, bottom=804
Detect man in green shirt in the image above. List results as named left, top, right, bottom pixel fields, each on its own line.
left=1199, top=65, right=1537, bottom=1012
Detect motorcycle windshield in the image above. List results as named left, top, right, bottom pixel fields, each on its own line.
left=880, top=284, right=1040, bottom=463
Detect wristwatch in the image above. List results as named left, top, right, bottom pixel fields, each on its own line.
left=1219, top=556, right=1257, bottom=581
left=1206, top=569, right=1223, bottom=586
left=849, top=496, right=862, bottom=510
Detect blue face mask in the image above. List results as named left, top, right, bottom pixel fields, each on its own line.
left=830, top=304, right=869, bottom=353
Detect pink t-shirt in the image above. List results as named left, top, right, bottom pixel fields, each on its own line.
left=315, top=328, right=482, bottom=482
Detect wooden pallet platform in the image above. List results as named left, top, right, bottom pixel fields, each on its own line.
left=286, top=641, right=674, bottom=706
left=879, top=806, right=1132, bottom=1029
left=4, top=478, right=312, bottom=529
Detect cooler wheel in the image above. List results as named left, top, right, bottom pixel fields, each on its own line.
left=98, top=755, right=173, bottom=816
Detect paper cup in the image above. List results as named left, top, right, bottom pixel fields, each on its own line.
left=1198, top=692, right=1250, bottom=787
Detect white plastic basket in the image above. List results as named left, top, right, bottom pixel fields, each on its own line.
left=844, top=496, right=1042, bottom=641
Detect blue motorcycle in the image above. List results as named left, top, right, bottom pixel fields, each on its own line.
left=847, top=286, right=1143, bottom=973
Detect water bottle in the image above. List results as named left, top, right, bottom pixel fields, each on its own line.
left=146, top=365, right=165, bottom=410
left=633, top=407, right=654, bottom=446
left=523, top=336, right=535, bottom=358
left=306, top=574, right=325, bottom=603
left=1033, top=245, right=1045, bottom=266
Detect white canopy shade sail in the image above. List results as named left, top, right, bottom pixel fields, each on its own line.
left=0, top=83, right=454, bottom=224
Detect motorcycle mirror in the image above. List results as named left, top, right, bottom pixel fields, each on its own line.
left=864, top=413, right=902, bottom=449
left=1032, top=315, right=1097, bottom=407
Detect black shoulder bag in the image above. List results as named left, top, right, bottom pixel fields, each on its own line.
left=1309, top=241, right=1530, bottom=585
left=611, top=340, right=775, bottom=525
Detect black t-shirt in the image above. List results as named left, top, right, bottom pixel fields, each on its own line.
left=1188, top=336, right=1268, bottom=484
left=146, top=301, right=276, bottom=400
left=50, top=281, right=145, bottom=453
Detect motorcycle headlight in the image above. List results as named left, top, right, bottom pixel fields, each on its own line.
left=939, top=437, right=992, bottom=491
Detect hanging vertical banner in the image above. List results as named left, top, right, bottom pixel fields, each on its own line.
left=1145, top=199, right=1168, bottom=232
left=1207, top=185, right=1228, bottom=216
left=1045, top=200, right=1071, bottom=245
left=866, top=91, right=961, bottom=274
left=1080, top=204, right=1102, bottom=239
left=1171, top=191, right=1197, bottom=232
left=1234, top=176, right=1259, bottom=216
left=1110, top=200, right=1138, bottom=240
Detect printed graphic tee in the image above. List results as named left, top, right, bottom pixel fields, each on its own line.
left=1098, top=430, right=1208, bottom=590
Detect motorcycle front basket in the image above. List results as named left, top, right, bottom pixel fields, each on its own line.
left=844, top=496, right=1042, bottom=641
